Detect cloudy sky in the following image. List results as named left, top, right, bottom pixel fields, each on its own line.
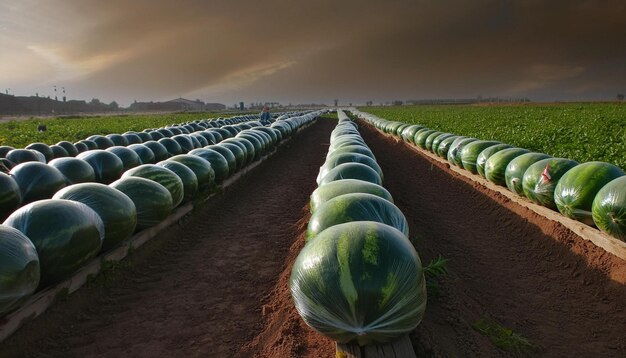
left=0, top=0, right=624, bottom=105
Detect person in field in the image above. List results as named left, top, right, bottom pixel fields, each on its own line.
left=260, top=105, right=271, bottom=121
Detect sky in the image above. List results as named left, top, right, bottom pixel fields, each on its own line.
left=0, top=0, right=625, bottom=106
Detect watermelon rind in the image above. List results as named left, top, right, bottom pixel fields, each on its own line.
left=522, top=158, right=579, bottom=209
left=592, top=176, right=626, bottom=241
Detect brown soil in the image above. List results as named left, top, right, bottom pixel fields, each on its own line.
left=3, top=116, right=626, bottom=358
left=0, top=119, right=335, bottom=358
left=357, top=120, right=626, bottom=357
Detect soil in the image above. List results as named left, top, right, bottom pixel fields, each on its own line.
left=2, top=116, right=626, bottom=358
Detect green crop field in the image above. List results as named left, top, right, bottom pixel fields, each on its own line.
left=361, top=103, right=626, bottom=170
left=0, top=112, right=226, bottom=148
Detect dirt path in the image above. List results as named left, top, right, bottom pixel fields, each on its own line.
left=0, top=119, right=336, bottom=358
left=358, top=121, right=626, bottom=357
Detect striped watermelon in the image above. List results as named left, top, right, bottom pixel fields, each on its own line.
left=504, top=152, right=552, bottom=195
left=0, top=173, right=21, bottom=220
left=592, top=176, right=626, bottom=240
left=448, top=138, right=478, bottom=167
left=522, top=158, right=578, bottom=209
left=290, top=221, right=427, bottom=345
left=110, top=177, right=173, bottom=231
left=10, top=162, right=66, bottom=204
left=460, top=141, right=501, bottom=174
left=436, top=135, right=462, bottom=158
left=319, top=153, right=383, bottom=185
left=424, top=131, right=444, bottom=152
left=167, top=154, right=215, bottom=192
left=484, top=148, right=530, bottom=186
left=310, top=179, right=393, bottom=214
left=414, top=129, right=436, bottom=149
left=476, top=144, right=513, bottom=178
left=122, top=164, right=184, bottom=207
left=189, top=148, right=229, bottom=185
left=77, top=150, right=124, bottom=184
left=554, top=162, right=625, bottom=226
left=48, top=158, right=96, bottom=185
left=318, top=163, right=382, bottom=187
left=156, top=161, right=198, bottom=203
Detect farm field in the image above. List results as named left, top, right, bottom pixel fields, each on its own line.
left=0, top=112, right=227, bottom=148
left=363, top=103, right=626, bottom=170
left=2, top=112, right=626, bottom=357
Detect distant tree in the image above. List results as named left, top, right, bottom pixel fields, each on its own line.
left=90, top=98, right=101, bottom=105
left=618, top=94, right=624, bottom=102
left=109, top=101, right=119, bottom=110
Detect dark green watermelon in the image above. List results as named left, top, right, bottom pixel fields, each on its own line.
left=56, top=141, right=79, bottom=157
left=4, top=199, right=104, bottom=287
left=6, top=149, right=45, bottom=164
left=424, top=131, right=444, bottom=152
left=48, top=157, right=96, bottom=185
left=0, top=146, right=15, bottom=157
left=0, top=173, right=21, bottom=220
left=77, top=150, right=124, bottom=184
left=0, top=225, right=40, bottom=316
left=87, top=135, right=115, bottom=149
left=319, top=163, right=382, bottom=187
left=430, top=133, right=454, bottom=155
left=460, top=141, right=501, bottom=174
left=142, top=141, right=170, bottom=162
left=122, top=164, right=184, bottom=208
left=505, top=152, right=552, bottom=195
left=188, top=148, right=229, bottom=185
left=310, top=179, right=393, bottom=213
left=522, top=158, right=579, bottom=209
left=205, top=145, right=236, bottom=176
left=127, top=144, right=156, bottom=164
left=436, top=135, right=462, bottom=158
left=156, top=161, right=198, bottom=203
left=158, top=138, right=183, bottom=156
left=73, top=142, right=89, bottom=154
left=476, top=144, right=513, bottom=178
left=25, top=143, right=54, bottom=163
left=328, top=145, right=375, bottom=161
left=219, top=142, right=246, bottom=171
left=290, top=221, right=427, bottom=345
left=484, top=148, right=530, bottom=186
left=236, top=134, right=263, bottom=159
left=592, top=176, right=626, bottom=241
left=401, top=125, right=424, bottom=143
left=319, top=153, right=383, bottom=185
left=307, top=193, right=408, bottom=240
left=106, top=134, right=129, bottom=147
left=414, top=130, right=436, bottom=149
left=448, top=138, right=478, bottom=167
left=106, top=146, right=142, bottom=171
left=223, top=138, right=254, bottom=164
left=172, top=135, right=194, bottom=153
left=53, top=183, right=137, bottom=251
left=167, top=154, right=215, bottom=192
left=555, top=162, right=625, bottom=226
left=50, top=145, right=69, bottom=159
left=10, top=162, right=66, bottom=204
left=78, top=140, right=98, bottom=151
left=110, top=177, right=173, bottom=231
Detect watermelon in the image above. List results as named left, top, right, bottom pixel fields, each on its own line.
left=110, top=177, right=173, bottom=231
left=207, top=130, right=223, bottom=142
left=77, top=150, right=124, bottom=184
left=10, top=162, right=66, bottom=204
left=188, top=148, right=229, bottom=185
left=554, top=162, right=625, bottom=226
left=0, top=173, right=22, bottom=220
left=87, top=135, right=115, bottom=149
left=223, top=138, right=254, bottom=164
left=167, top=154, right=215, bottom=192
left=290, top=221, right=427, bottom=345
left=592, top=176, right=626, bottom=240
left=127, top=144, right=156, bottom=164
left=172, top=135, right=194, bottom=153
left=424, top=131, right=444, bottom=152
left=0, top=146, right=15, bottom=157
left=449, top=138, right=478, bottom=167
left=206, top=145, right=236, bottom=176
left=4, top=199, right=104, bottom=287
left=505, top=152, right=552, bottom=195
left=73, top=142, right=88, bottom=154
left=319, top=163, right=382, bottom=187
left=106, top=134, right=129, bottom=147
left=147, top=131, right=165, bottom=141
left=122, top=132, right=144, bottom=144
left=123, top=164, right=184, bottom=208
left=253, top=127, right=280, bottom=143
left=136, top=132, right=154, bottom=143
left=53, top=183, right=137, bottom=251
left=191, top=134, right=209, bottom=147
left=476, top=144, right=513, bottom=178
left=195, top=131, right=217, bottom=146
left=430, top=133, right=453, bottom=154
left=219, top=142, right=246, bottom=171
left=156, top=160, right=198, bottom=203
left=142, top=141, right=170, bottom=162
left=236, top=134, right=263, bottom=159
left=0, top=225, right=40, bottom=316
left=436, top=135, right=461, bottom=158
left=25, top=143, right=54, bottom=162
left=522, top=158, right=579, bottom=209
left=55, top=141, right=79, bottom=157
left=158, top=138, right=183, bottom=156
left=106, top=146, right=142, bottom=171
left=400, top=125, right=424, bottom=143
left=48, top=157, right=96, bottom=185
left=307, top=193, right=408, bottom=240
left=484, top=148, right=530, bottom=186
left=78, top=139, right=98, bottom=151
left=330, top=136, right=366, bottom=151
left=310, top=179, right=393, bottom=213
left=460, top=141, right=501, bottom=174
left=319, top=153, right=383, bottom=185
left=50, top=145, right=69, bottom=159
left=6, top=149, right=44, bottom=164
left=414, top=130, right=437, bottom=149
left=328, top=145, right=375, bottom=161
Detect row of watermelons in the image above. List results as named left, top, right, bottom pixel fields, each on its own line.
left=351, top=110, right=626, bottom=242
left=290, top=110, right=427, bottom=346
left=0, top=111, right=323, bottom=317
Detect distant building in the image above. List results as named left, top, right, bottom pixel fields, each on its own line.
left=130, top=98, right=226, bottom=112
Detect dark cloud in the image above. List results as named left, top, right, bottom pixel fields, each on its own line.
left=16, top=0, right=626, bottom=103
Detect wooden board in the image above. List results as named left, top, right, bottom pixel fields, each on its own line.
left=336, top=335, right=415, bottom=358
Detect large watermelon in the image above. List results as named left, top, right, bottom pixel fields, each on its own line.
left=10, top=162, right=66, bottom=204
left=172, top=135, right=195, bottom=153
left=236, top=134, right=263, bottom=159
left=50, top=145, right=69, bottom=159
left=401, top=125, right=424, bottom=143
left=555, top=162, right=625, bottom=226
left=56, top=141, right=79, bottom=157
left=106, top=146, right=142, bottom=171
left=484, top=148, right=530, bottom=186
left=0, top=145, right=15, bottom=157
left=522, top=158, right=579, bottom=209
left=318, top=163, right=382, bottom=187
left=6, top=149, right=44, bottom=165
left=205, top=145, right=237, bottom=176
left=127, top=144, right=156, bottom=164
left=53, top=183, right=137, bottom=251
left=156, top=161, right=199, bottom=203
left=448, top=138, right=478, bottom=167
left=219, top=142, right=246, bottom=171
left=460, top=141, right=501, bottom=174
left=475, top=144, right=513, bottom=178
left=142, top=141, right=171, bottom=162
left=0, top=173, right=22, bottom=220
left=25, top=143, right=54, bottom=163
left=414, top=130, right=437, bottom=149
left=310, top=179, right=393, bottom=214
left=319, top=153, right=383, bottom=185
left=110, top=177, right=173, bottom=231
left=328, top=145, right=375, bottom=161
left=158, top=138, right=183, bottom=157
left=0, top=225, right=40, bottom=316
left=188, top=148, right=229, bottom=185
left=430, top=133, right=454, bottom=155
left=167, top=154, right=215, bottom=192
left=48, top=157, right=96, bottom=185
left=223, top=138, right=254, bottom=164
left=436, top=135, right=462, bottom=158
left=290, top=221, right=427, bottom=345
left=77, top=150, right=124, bottom=184
left=123, top=164, right=184, bottom=208
left=106, top=134, right=129, bottom=147
left=505, top=152, right=552, bottom=195
left=307, top=193, right=408, bottom=240
left=592, top=176, right=626, bottom=241
left=87, top=135, right=115, bottom=149
left=4, top=199, right=104, bottom=287
left=424, top=131, right=444, bottom=152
